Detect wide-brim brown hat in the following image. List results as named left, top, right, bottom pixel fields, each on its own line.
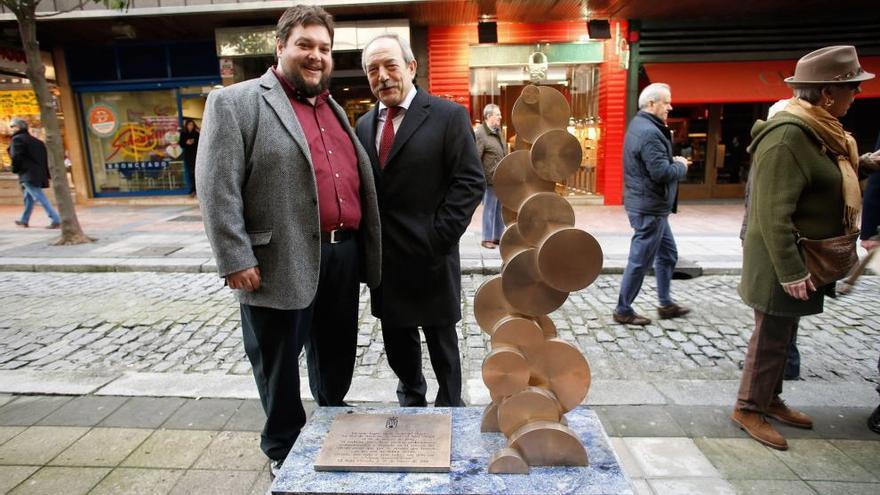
left=785, top=45, right=875, bottom=85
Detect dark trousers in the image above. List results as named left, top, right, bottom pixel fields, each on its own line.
left=736, top=309, right=799, bottom=412
left=615, top=213, right=678, bottom=315
left=240, top=238, right=359, bottom=461
left=381, top=323, right=464, bottom=407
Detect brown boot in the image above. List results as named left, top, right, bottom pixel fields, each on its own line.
left=766, top=398, right=813, bottom=429
left=731, top=409, right=788, bottom=450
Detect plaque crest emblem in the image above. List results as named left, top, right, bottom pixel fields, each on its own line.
left=385, top=416, right=399, bottom=429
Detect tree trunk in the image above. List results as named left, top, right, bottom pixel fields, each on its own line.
left=16, top=8, right=93, bottom=245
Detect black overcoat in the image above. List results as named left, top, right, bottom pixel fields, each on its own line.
left=9, top=130, right=50, bottom=187
left=355, top=89, right=485, bottom=326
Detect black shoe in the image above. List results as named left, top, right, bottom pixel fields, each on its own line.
left=14, top=220, right=28, bottom=228
left=869, top=405, right=880, bottom=434
left=47, top=222, right=60, bottom=229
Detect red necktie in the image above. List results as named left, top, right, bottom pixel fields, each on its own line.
left=378, top=106, right=401, bottom=169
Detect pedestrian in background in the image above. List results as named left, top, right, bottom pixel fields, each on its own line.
left=613, top=82, right=691, bottom=326
left=197, top=4, right=381, bottom=477
left=180, top=119, right=200, bottom=197
left=740, top=99, right=803, bottom=381
left=355, top=33, right=484, bottom=408
left=9, top=118, right=60, bottom=229
left=475, top=103, right=507, bottom=249
left=864, top=132, right=880, bottom=435
left=733, top=45, right=880, bottom=451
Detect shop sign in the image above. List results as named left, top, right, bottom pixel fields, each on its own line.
left=0, top=90, right=39, bottom=118
left=87, top=102, right=119, bottom=138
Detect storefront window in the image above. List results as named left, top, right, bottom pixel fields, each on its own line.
left=81, top=89, right=187, bottom=196
left=0, top=88, right=48, bottom=172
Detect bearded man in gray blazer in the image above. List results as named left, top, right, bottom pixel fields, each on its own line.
left=197, top=5, right=380, bottom=475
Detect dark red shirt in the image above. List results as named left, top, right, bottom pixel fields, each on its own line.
left=273, top=68, right=361, bottom=232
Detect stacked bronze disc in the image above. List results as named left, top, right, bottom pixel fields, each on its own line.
left=474, top=85, right=604, bottom=474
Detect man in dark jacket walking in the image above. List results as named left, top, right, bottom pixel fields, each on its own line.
left=9, top=118, right=60, bottom=229
left=475, top=103, right=507, bottom=249
left=613, top=83, right=690, bottom=326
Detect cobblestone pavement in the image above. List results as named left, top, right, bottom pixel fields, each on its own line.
left=1, top=273, right=878, bottom=387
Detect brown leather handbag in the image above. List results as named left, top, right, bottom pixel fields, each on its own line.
left=796, top=231, right=860, bottom=287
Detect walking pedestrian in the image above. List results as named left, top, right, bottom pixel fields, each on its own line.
left=475, top=103, right=507, bottom=249
left=355, top=33, right=484, bottom=407
left=9, top=118, right=60, bottom=229
left=197, top=4, right=381, bottom=476
left=612, top=83, right=691, bottom=326
left=732, top=45, right=879, bottom=450
left=180, top=119, right=200, bottom=196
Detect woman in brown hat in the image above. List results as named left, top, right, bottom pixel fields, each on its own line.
left=733, top=45, right=880, bottom=450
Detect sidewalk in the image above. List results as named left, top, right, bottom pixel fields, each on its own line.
left=0, top=200, right=748, bottom=275
left=1, top=201, right=878, bottom=494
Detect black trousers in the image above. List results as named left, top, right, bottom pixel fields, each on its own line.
left=381, top=323, right=464, bottom=407
left=240, top=238, right=359, bottom=461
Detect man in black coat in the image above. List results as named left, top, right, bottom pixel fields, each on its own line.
left=865, top=133, right=880, bottom=435
left=355, top=33, right=484, bottom=407
left=8, top=118, right=60, bottom=229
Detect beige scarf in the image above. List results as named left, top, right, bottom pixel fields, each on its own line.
left=782, top=97, right=861, bottom=233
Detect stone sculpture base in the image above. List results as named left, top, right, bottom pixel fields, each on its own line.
left=271, top=406, right=632, bottom=495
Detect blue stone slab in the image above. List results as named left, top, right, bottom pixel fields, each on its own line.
left=272, top=406, right=633, bottom=495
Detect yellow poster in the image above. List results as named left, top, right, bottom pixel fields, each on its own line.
left=0, top=90, right=39, bottom=118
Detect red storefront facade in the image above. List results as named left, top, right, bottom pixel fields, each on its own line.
left=426, top=21, right=629, bottom=205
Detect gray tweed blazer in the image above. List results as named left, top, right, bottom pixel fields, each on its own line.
left=197, top=69, right=381, bottom=310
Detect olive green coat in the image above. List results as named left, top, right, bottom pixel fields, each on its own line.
left=739, top=113, right=844, bottom=316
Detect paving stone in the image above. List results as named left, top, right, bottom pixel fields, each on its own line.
left=0, top=466, right=39, bottom=493
left=647, top=478, right=735, bottom=495
left=122, top=429, right=216, bottom=469
left=829, top=440, right=880, bottom=479
left=169, top=469, right=262, bottom=495
left=37, top=395, right=127, bottom=427
left=728, top=479, right=816, bottom=495
left=807, top=481, right=880, bottom=495
left=608, top=437, right=642, bottom=478
left=0, top=425, right=24, bottom=446
left=8, top=466, right=109, bottom=495
left=193, top=430, right=264, bottom=470
left=772, top=439, right=877, bottom=482
left=0, top=396, right=72, bottom=426
left=224, top=399, right=265, bottom=432
left=162, top=398, right=240, bottom=430
left=623, top=437, right=720, bottom=478
left=593, top=406, right=685, bottom=437
left=89, top=467, right=185, bottom=495
left=666, top=405, right=744, bottom=438
left=0, top=426, right=89, bottom=464
left=695, top=438, right=798, bottom=480
left=50, top=427, right=151, bottom=467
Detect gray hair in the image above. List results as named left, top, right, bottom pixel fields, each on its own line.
left=483, top=103, right=500, bottom=120
left=638, top=83, right=671, bottom=110
left=10, top=118, right=27, bottom=130
left=361, top=33, right=415, bottom=72
left=791, top=85, right=825, bottom=105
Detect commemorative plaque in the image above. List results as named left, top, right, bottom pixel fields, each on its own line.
left=314, top=413, right=452, bottom=472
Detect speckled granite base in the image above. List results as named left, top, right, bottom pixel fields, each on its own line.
left=271, top=406, right=632, bottom=495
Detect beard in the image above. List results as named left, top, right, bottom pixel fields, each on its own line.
left=289, top=66, right=331, bottom=97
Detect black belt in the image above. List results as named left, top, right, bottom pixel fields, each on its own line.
left=321, top=229, right=356, bottom=244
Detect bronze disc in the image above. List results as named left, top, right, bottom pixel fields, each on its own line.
left=502, top=206, right=518, bottom=226
left=537, top=228, right=604, bottom=292
left=482, top=346, right=529, bottom=402
left=511, top=85, right=571, bottom=144
left=493, top=151, right=555, bottom=212
left=509, top=420, right=588, bottom=466
left=499, top=223, right=531, bottom=264
left=530, top=129, right=583, bottom=183
left=497, top=386, right=563, bottom=437
left=501, top=249, right=568, bottom=317
left=488, top=448, right=529, bottom=474
left=481, top=402, right=500, bottom=433
left=516, top=192, right=575, bottom=246
left=528, top=338, right=591, bottom=412
left=536, top=314, right=557, bottom=339
left=473, top=276, right=514, bottom=336
left=514, top=135, right=532, bottom=152
left=491, top=316, right=545, bottom=356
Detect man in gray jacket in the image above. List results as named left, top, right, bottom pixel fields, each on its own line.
left=197, top=5, right=380, bottom=475
left=613, top=83, right=690, bottom=326
left=475, top=103, right=507, bottom=249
